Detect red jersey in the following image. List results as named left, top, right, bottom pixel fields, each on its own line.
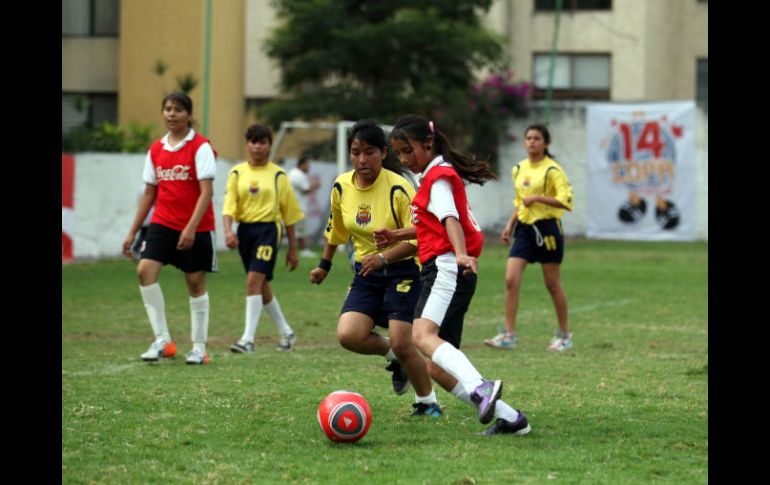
left=148, top=132, right=216, bottom=232
left=411, top=162, right=483, bottom=263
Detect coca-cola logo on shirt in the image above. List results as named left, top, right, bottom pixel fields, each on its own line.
left=156, top=165, right=192, bottom=181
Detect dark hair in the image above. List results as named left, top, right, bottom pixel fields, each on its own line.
left=390, top=115, right=496, bottom=185
left=244, top=124, right=273, bottom=144
left=525, top=123, right=555, bottom=159
left=347, top=119, right=404, bottom=175
left=162, top=92, right=193, bottom=127
left=297, top=156, right=310, bottom=167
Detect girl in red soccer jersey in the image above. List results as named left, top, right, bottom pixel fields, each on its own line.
left=484, top=124, right=574, bottom=352
left=122, top=92, right=217, bottom=365
left=374, top=115, right=530, bottom=435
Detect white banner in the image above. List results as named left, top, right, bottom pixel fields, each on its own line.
left=586, top=101, right=697, bottom=241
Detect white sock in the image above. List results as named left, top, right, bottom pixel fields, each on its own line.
left=493, top=400, right=519, bottom=422
left=189, top=293, right=209, bottom=350
left=415, top=389, right=437, bottom=405
left=450, top=381, right=474, bottom=405
left=264, top=297, right=293, bottom=335
left=242, top=295, right=263, bottom=343
left=431, top=342, right=484, bottom=392
left=384, top=348, right=397, bottom=361
left=139, top=283, right=170, bottom=342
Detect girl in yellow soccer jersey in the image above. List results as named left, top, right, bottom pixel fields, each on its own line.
left=224, top=124, right=304, bottom=353
left=309, top=120, right=442, bottom=417
left=484, top=124, right=575, bottom=352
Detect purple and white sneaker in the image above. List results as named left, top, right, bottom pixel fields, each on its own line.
left=470, top=379, right=503, bottom=424
left=480, top=412, right=531, bottom=436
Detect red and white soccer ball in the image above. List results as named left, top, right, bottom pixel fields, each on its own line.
left=317, top=390, right=372, bottom=443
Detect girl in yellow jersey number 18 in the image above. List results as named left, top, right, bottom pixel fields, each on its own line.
left=484, top=124, right=574, bottom=352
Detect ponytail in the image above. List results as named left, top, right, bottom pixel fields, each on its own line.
left=391, top=115, right=497, bottom=185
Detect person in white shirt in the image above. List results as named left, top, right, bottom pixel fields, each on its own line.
left=288, top=157, right=320, bottom=257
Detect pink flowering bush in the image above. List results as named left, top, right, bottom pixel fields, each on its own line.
left=467, top=70, right=531, bottom=169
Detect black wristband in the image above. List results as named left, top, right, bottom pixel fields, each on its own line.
left=318, top=258, right=332, bottom=271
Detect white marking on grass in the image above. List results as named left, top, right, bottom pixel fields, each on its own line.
left=482, top=298, right=635, bottom=321
left=475, top=298, right=707, bottom=336
left=64, top=363, right=141, bottom=377
left=569, top=298, right=635, bottom=314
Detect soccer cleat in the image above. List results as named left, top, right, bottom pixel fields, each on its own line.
left=230, top=339, right=255, bottom=353
left=470, top=379, right=503, bottom=424
left=548, top=331, right=573, bottom=352
left=484, top=327, right=517, bottom=349
left=385, top=359, right=410, bottom=395
left=299, top=248, right=317, bottom=258
left=141, top=339, right=176, bottom=362
left=411, top=402, right=444, bottom=417
left=618, top=198, right=647, bottom=223
left=276, top=333, right=296, bottom=352
left=185, top=348, right=210, bottom=365
left=480, top=412, right=532, bottom=436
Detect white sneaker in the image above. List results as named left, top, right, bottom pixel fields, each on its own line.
left=484, top=327, right=517, bottom=349
left=185, top=348, right=210, bottom=365
left=230, top=339, right=255, bottom=353
left=141, top=339, right=176, bottom=361
left=276, top=333, right=296, bottom=351
left=548, top=331, right=573, bottom=352
left=299, top=249, right=317, bottom=258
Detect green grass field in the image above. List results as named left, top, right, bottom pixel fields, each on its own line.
left=62, top=240, right=708, bottom=484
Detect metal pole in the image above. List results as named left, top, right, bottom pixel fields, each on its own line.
left=544, top=0, right=563, bottom=125
left=202, top=0, right=212, bottom=135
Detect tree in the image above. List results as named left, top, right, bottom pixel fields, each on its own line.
left=260, top=0, right=505, bottom=130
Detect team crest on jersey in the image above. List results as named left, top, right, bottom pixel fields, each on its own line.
left=523, top=176, right=531, bottom=188
left=249, top=181, right=259, bottom=195
left=356, top=204, right=372, bottom=227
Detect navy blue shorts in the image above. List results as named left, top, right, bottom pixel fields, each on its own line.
left=509, top=219, right=564, bottom=264
left=237, top=222, right=281, bottom=280
left=141, top=223, right=218, bottom=273
left=341, top=259, right=422, bottom=328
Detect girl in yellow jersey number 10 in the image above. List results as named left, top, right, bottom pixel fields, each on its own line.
left=309, top=120, right=442, bottom=417
left=224, top=124, right=304, bottom=354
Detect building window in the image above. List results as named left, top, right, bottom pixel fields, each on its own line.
left=62, top=93, right=118, bottom=134
left=62, top=0, right=120, bottom=36
left=696, top=58, right=708, bottom=112
left=535, top=0, right=612, bottom=11
left=532, top=53, right=610, bottom=99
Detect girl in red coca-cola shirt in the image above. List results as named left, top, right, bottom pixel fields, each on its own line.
left=122, top=92, right=217, bottom=366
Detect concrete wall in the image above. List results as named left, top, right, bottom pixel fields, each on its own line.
left=67, top=106, right=706, bottom=261
left=466, top=103, right=708, bottom=240
left=70, top=154, right=236, bottom=260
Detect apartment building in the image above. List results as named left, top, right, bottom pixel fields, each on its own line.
left=62, top=0, right=707, bottom=159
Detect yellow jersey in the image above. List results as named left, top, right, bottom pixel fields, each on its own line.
left=513, top=156, right=573, bottom=224
left=325, top=169, right=418, bottom=263
left=223, top=161, right=304, bottom=226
